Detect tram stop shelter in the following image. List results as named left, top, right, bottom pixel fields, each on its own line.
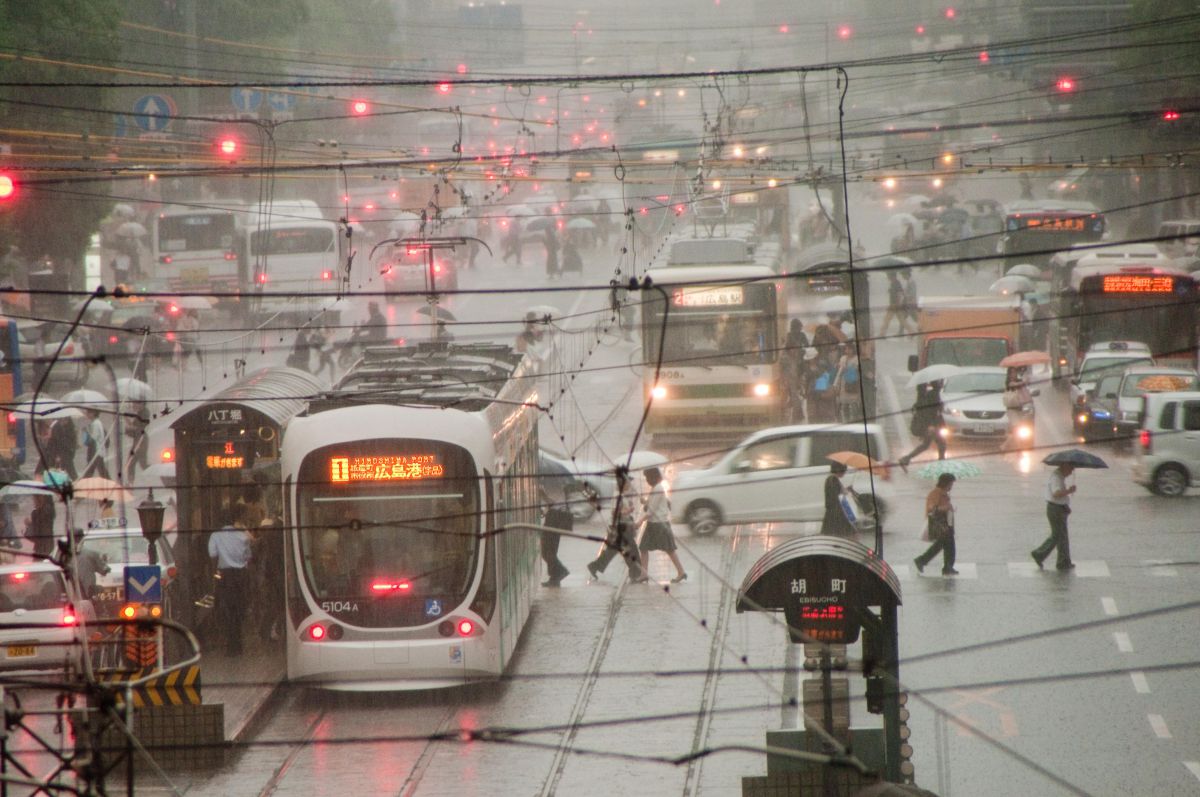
left=736, top=536, right=910, bottom=793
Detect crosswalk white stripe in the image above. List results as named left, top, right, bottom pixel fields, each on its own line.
left=1130, top=671, right=1150, bottom=694
left=1148, top=714, right=1171, bottom=739
left=1113, top=631, right=1133, bottom=653
left=1101, top=597, right=1119, bottom=616
left=1184, top=762, right=1200, bottom=783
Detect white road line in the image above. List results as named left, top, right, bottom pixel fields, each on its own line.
left=1101, top=597, right=1119, bottom=616
left=1130, top=671, right=1150, bottom=694
left=1113, top=632, right=1133, bottom=653
left=1073, top=560, right=1110, bottom=578
left=1008, top=561, right=1039, bottom=577
left=1184, top=762, right=1200, bottom=783
left=1148, top=714, right=1171, bottom=739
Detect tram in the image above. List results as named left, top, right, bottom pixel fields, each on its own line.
left=281, top=342, right=541, bottom=690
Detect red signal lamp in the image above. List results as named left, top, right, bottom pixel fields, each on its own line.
left=1162, top=109, right=1181, bottom=122
left=457, top=619, right=475, bottom=637
left=0, top=172, right=15, bottom=201
left=350, top=99, right=371, bottom=116
left=836, top=24, right=853, bottom=39
left=436, top=82, right=453, bottom=95
left=216, top=136, right=240, bottom=159
left=1055, top=77, right=1076, bottom=93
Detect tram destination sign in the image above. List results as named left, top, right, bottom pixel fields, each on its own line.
left=329, top=454, right=445, bottom=483
left=204, top=440, right=255, bottom=470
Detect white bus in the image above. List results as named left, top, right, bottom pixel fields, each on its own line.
left=642, top=252, right=788, bottom=441
left=281, top=342, right=541, bottom=690
left=246, top=201, right=343, bottom=318
left=150, top=202, right=246, bottom=296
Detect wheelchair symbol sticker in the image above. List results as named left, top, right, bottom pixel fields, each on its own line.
left=425, top=599, right=443, bottom=617
left=449, top=645, right=462, bottom=664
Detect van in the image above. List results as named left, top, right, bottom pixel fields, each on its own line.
left=1132, top=390, right=1200, bottom=496
left=670, top=424, right=891, bottom=535
left=1156, top=219, right=1200, bottom=259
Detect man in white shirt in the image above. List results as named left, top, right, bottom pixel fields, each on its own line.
left=208, top=508, right=252, bottom=655
left=1032, top=463, right=1076, bottom=570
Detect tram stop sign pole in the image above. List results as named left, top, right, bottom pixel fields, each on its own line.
left=737, top=536, right=905, bottom=783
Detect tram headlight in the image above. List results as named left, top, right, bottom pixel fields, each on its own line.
left=752, top=382, right=771, bottom=398
left=438, top=620, right=455, bottom=637
left=650, top=385, right=668, bottom=400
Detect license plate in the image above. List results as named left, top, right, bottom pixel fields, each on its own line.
left=95, top=588, right=123, bottom=603
left=972, top=424, right=994, bottom=434
left=6, top=645, right=35, bottom=658
left=181, top=266, right=209, bottom=283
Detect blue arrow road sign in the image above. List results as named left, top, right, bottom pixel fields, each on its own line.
left=267, top=91, right=297, bottom=112
left=132, top=95, right=174, bottom=133
left=231, top=87, right=263, bottom=113
left=124, top=565, right=162, bottom=603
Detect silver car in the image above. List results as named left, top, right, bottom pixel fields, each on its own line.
left=939, top=367, right=1031, bottom=444
left=0, top=562, right=94, bottom=673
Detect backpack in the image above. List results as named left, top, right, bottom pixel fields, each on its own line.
left=814, top=371, right=833, bottom=393
left=842, top=364, right=859, bottom=386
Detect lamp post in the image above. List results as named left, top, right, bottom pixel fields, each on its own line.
left=137, top=488, right=165, bottom=567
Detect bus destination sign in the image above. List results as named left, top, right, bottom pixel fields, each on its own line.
left=330, top=454, right=445, bottom=483
left=1102, top=274, right=1175, bottom=293
left=672, top=285, right=745, bottom=307
left=1021, top=215, right=1087, bottom=232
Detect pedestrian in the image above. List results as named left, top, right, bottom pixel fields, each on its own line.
left=39, top=418, right=78, bottom=481
left=586, top=471, right=647, bottom=583
left=807, top=354, right=840, bottom=423
left=1032, top=463, right=1076, bottom=571
left=25, top=493, right=57, bottom=559
left=897, top=380, right=946, bottom=471
left=819, top=461, right=857, bottom=537
left=880, top=271, right=914, bottom=335
left=501, top=219, right=522, bottom=264
left=287, top=329, right=312, bottom=370
left=539, top=486, right=571, bottom=587
left=561, top=240, right=583, bottom=273
left=1003, top=367, right=1032, bottom=448
left=176, top=309, right=202, bottom=368
left=249, top=498, right=285, bottom=640
left=913, top=473, right=958, bottom=576
left=782, top=321, right=810, bottom=422
left=899, top=269, right=919, bottom=330
left=311, top=324, right=337, bottom=380
left=637, top=467, right=687, bottom=583
left=69, top=527, right=110, bottom=599
left=543, top=226, right=560, bottom=279
left=834, top=347, right=862, bottom=422
left=207, top=506, right=253, bottom=655
left=80, top=408, right=109, bottom=479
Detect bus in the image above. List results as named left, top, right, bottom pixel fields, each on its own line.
left=151, top=202, right=246, bottom=296
left=246, top=201, right=344, bottom=318
left=281, top=342, right=541, bottom=690
left=1000, top=200, right=1106, bottom=267
left=1055, top=263, right=1200, bottom=376
left=642, top=260, right=787, bottom=441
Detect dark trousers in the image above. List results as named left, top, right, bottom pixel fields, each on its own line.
left=215, top=567, right=250, bottom=655
left=916, top=531, right=956, bottom=572
left=901, top=429, right=946, bottom=464
left=589, top=521, right=644, bottom=579
left=1033, top=503, right=1072, bottom=568
left=540, top=532, right=569, bottom=582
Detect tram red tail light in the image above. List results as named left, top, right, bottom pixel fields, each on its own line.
left=307, top=623, right=327, bottom=641
left=371, top=580, right=412, bottom=594
left=456, top=619, right=475, bottom=637
left=321, top=270, right=333, bottom=281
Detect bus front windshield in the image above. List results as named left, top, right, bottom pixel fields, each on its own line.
left=644, top=284, right=777, bottom=367
left=297, top=442, right=478, bottom=627
left=1077, top=291, right=1196, bottom=357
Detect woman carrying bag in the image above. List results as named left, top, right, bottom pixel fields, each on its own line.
left=637, top=467, right=688, bottom=583
left=913, top=473, right=958, bottom=576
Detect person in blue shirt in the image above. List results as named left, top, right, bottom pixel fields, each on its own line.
left=208, top=507, right=252, bottom=656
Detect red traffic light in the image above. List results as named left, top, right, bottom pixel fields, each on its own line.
left=836, top=24, right=853, bottom=39
left=436, top=82, right=453, bottom=95
left=944, top=6, right=957, bottom=19
left=1162, top=109, right=1181, bottom=122
left=216, top=136, right=240, bottom=159
left=350, top=99, right=371, bottom=116
left=978, top=51, right=990, bottom=63
left=1055, top=77, right=1076, bottom=93
left=0, top=172, right=14, bottom=200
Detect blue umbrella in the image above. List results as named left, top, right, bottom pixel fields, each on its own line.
left=1042, top=449, right=1108, bottom=469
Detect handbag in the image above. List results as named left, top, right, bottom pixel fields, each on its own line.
left=926, top=509, right=951, bottom=541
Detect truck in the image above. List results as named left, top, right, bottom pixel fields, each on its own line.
left=906, top=296, right=1022, bottom=372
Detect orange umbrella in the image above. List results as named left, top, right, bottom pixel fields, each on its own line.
left=827, top=451, right=891, bottom=479
left=72, top=476, right=134, bottom=503
left=999, top=350, right=1051, bottom=368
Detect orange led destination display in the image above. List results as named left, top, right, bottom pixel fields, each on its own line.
left=330, top=454, right=445, bottom=483
left=1102, top=274, right=1175, bottom=293
left=1022, top=215, right=1087, bottom=232
left=672, top=285, right=745, bottom=307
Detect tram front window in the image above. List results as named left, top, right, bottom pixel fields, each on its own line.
left=645, top=287, right=776, bottom=367
left=296, top=442, right=478, bottom=627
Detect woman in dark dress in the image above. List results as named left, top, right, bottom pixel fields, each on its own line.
left=819, top=461, right=856, bottom=537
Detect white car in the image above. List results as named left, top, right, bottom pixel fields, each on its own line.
left=1133, top=390, right=1200, bottom=496
left=77, top=522, right=178, bottom=613
left=940, top=367, right=1033, bottom=445
left=1070, top=341, right=1153, bottom=413
left=670, top=424, right=891, bottom=535
left=0, top=562, right=95, bottom=673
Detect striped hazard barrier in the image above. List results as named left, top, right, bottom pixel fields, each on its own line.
left=98, top=664, right=202, bottom=707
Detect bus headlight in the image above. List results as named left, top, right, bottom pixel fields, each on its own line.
left=651, top=385, right=668, bottom=400
left=752, top=383, right=770, bottom=397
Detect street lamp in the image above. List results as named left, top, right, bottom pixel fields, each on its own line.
left=138, top=488, right=165, bottom=566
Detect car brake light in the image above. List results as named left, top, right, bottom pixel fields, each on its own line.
left=159, top=255, right=173, bottom=264
left=307, top=624, right=326, bottom=641
left=62, top=609, right=78, bottom=626
left=256, top=273, right=267, bottom=284
left=224, top=251, right=238, bottom=261
left=10, top=572, right=27, bottom=582
left=1139, top=430, right=1151, bottom=450
left=321, top=270, right=333, bottom=281
left=108, top=335, right=119, bottom=344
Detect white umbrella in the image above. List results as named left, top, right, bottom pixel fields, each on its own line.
left=906, top=364, right=960, bottom=388
left=990, top=275, right=1035, bottom=296
left=621, top=450, right=669, bottom=471
left=0, top=480, right=55, bottom=500
left=818, top=295, right=852, bottom=315
left=116, top=377, right=154, bottom=401
left=1006, top=263, right=1043, bottom=280
left=11, top=398, right=81, bottom=420
left=116, top=221, right=148, bottom=238
left=61, top=388, right=111, bottom=408
left=885, top=213, right=920, bottom=239
left=113, top=203, right=137, bottom=218
left=566, top=217, right=596, bottom=231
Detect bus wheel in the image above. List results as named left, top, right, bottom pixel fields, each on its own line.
left=1152, top=464, right=1188, bottom=497
left=685, top=502, right=721, bottom=536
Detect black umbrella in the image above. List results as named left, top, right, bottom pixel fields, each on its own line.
left=1042, top=449, right=1108, bottom=469
left=524, top=216, right=557, bottom=233
left=415, top=305, right=456, bottom=321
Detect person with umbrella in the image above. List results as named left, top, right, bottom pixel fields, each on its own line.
left=1030, top=451, right=1105, bottom=570
left=819, top=461, right=857, bottom=537
left=538, top=460, right=573, bottom=588
left=637, top=467, right=687, bottom=583
left=897, top=380, right=946, bottom=472
left=913, top=473, right=958, bottom=576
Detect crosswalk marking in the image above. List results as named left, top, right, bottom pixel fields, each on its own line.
left=1113, top=632, right=1133, bottom=653
left=1148, top=714, right=1171, bottom=739
left=1101, top=597, right=1119, bottom=616
left=1185, top=762, right=1200, bottom=783
left=1130, top=671, right=1150, bottom=694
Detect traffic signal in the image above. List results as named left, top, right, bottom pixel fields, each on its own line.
left=0, top=171, right=15, bottom=201
left=349, top=99, right=371, bottom=116
left=1055, top=77, right=1076, bottom=93
left=436, top=82, right=453, bottom=95
left=216, top=135, right=240, bottom=161
left=836, top=24, right=853, bottom=40
left=1162, top=109, right=1181, bottom=122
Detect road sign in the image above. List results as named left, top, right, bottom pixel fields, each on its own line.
left=267, top=91, right=296, bottom=112
left=124, top=565, right=162, bottom=603
left=231, top=87, right=263, bottom=113
left=132, top=95, right=175, bottom=133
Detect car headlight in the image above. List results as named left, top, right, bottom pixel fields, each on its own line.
left=945, top=407, right=962, bottom=416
